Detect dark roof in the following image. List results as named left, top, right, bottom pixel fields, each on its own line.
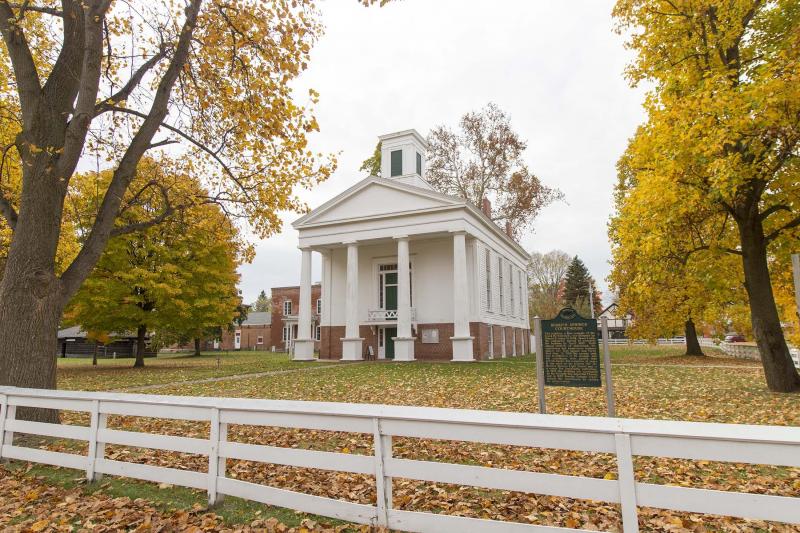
left=57, top=326, right=144, bottom=339
left=240, top=311, right=271, bottom=326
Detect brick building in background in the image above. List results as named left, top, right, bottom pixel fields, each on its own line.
left=271, top=284, right=321, bottom=352
left=218, top=311, right=271, bottom=351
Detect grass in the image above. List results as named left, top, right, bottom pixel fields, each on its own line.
left=56, top=350, right=333, bottom=391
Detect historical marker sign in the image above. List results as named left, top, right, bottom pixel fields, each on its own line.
left=541, top=308, right=601, bottom=387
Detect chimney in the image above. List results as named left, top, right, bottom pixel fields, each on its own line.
left=481, top=197, right=491, bottom=217
left=505, top=221, right=513, bottom=238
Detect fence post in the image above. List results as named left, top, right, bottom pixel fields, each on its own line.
left=615, top=433, right=639, bottom=532
left=208, top=407, right=224, bottom=506
left=0, top=394, right=7, bottom=461
left=86, top=400, right=102, bottom=482
left=1, top=399, right=15, bottom=461
left=534, top=317, right=546, bottom=414
left=372, top=418, right=391, bottom=528
left=601, top=317, right=616, bottom=417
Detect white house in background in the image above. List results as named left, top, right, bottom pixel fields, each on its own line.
left=290, top=129, right=531, bottom=362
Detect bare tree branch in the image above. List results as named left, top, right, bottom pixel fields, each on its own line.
left=760, top=203, right=791, bottom=221
left=94, top=46, right=170, bottom=116
left=111, top=184, right=176, bottom=237
left=56, top=0, right=114, bottom=179
left=0, top=0, right=42, bottom=128
left=7, top=2, right=62, bottom=16
left=60, top=0, right=204, bottom=301
left=765, top=213, right=800, bottom=243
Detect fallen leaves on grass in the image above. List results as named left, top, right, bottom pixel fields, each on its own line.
left=0, top=465, right=357, bottom=532
left=29, top=348, right=800, bottom=531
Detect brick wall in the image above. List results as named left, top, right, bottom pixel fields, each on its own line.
left=219, top=325, right=272, bottom=350
left=320, top=322, right=519, bottom=361
left=505, top=326, right=514, bottom=356
left=271, top=284, right=322, bottom=351
left=492, top=325, right=503, bottom=358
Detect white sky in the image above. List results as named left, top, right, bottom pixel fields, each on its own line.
left=238, top=0, right=647, bottom=306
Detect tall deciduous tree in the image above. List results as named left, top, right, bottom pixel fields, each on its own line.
left=426, top=103, right=562, bottom=239
left=0, top=0, right=335, bottom=407
left=359, top=104, right=561, bottom=239
left=527, top=250, right=571, bottom=320
left=65, top=164, right=245, bottom=368
left=613, top=0, right=800, bottom=391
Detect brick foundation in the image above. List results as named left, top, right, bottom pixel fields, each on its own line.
left=320, top=323, right=529, bottom=361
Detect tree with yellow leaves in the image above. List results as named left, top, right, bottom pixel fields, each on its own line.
left=64, top=159, right=246, bottom=368
left=612, top=0, right=800, bottom=391
left=0, top=0, right=338, bottom=411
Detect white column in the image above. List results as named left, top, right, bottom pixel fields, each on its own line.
left=341, top=242, right=363, bottom=360
left=393, top=236, right=415, bottom=361
left=451, top=232, right=474, bottom=361
left=293, top=248, right=315, bottom=360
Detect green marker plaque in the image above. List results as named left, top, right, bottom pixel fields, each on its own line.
left=541, top=308, right=601, bottom=387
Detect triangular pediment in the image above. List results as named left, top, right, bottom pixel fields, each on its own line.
left=294, top=177, right=462, bottom=227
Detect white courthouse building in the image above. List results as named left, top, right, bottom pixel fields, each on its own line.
left=291, top=130, right=531, bottom=361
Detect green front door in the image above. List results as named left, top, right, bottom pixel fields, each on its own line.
left=385, top=327, right=397, bottom=359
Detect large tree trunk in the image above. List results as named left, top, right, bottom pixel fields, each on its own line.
left=194, top=338, right=202, bottom=356
left=0, top=157, right=68, bottom=423
left=738, top=215, right=800, bottom=392
left=684, top=318, right=704, bottom=356
left=133, top=325, right=147, bottom=368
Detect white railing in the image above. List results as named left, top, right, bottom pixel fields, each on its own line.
left=698, top=337, right=717, bottom=348
left=1, top=386, right=799, bottom=532
left=366, top=308, right=416, bottom=322
left=711, top=341, right=800, bottom=369
left=606, top=337, right=685, bottom=346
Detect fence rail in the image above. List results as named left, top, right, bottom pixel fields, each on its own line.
left=1, top=386, right=799, bottom=532
left=606, top=337, right=686, bottom=346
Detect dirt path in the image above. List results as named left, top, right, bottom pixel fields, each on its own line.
left=117, top=361, right=363, bottom=392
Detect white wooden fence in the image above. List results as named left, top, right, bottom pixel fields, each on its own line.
left=699, top=339, right=800, bottom=368
left=1, top=386, right=799, bottom=532
left=605, top=337, right=686, bottom=346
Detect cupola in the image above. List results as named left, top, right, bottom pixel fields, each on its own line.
left=378, top=129, right=432, bottom=189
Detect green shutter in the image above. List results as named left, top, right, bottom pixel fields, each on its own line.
left=391, top=150, right=402, bottom=176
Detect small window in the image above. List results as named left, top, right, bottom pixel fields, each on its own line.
left=510, top=268, right=516, bottom=315
left=316, top=298, right=321, bottom=315
left=498, top=258, right=504, bottom=314
left=315, top=325, right=321, bottom=341
left=257, top=336, right=264, bottom=345
left=416, top=152, right=422, bottom=175
left=282, top=326, right=291, bottom=341
left=283, top=300, right=292, bottom=316
left=485, top=249, right=491, bottom=311
left=390, top=150, right=403, bottom=176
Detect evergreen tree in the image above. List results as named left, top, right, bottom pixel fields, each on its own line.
left=252, top=290, right=271, bottom=313
left=563, top=257, right=591, bottom=310
left=562, top=257, right=603, bottom=317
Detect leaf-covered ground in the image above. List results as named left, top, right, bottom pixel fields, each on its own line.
left=7, top=346, right=800, bottom=531
left=0, top=462, right=354, bottom=532
left=56, top=351, right=330, bottom=392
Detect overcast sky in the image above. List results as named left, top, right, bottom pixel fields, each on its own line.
left=238, top=0, right=647, bottom=306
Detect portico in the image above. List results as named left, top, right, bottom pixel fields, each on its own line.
left=292, top=129, right=530, bottom=362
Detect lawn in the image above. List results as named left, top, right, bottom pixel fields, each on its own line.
left=4, top=346, right=799, bottom=532
left=56, top=350, right=335, bottom=392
